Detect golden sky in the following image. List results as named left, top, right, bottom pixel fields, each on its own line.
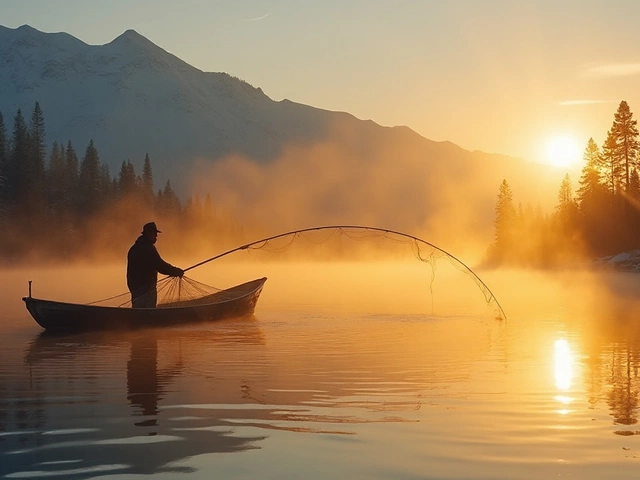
left=2, top=0, right=638, bottom=165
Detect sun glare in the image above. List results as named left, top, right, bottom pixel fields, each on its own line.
left=545, top=135, right=582, bottom=168
left=554, top=339, right=573, bottom=392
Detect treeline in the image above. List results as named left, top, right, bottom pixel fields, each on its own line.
left=0, top=102, right=244, bottom=262
left=487, top=100, right=640, bottom=267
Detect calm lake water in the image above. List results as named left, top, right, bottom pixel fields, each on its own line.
left=2, top=262, right=640, bottom=479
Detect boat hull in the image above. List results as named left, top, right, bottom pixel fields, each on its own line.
left=23, top=277, right=267, bottom=331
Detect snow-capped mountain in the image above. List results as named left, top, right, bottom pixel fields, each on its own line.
left=0, top=25, right=362, bottom=184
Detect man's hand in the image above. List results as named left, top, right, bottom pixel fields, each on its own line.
left=174, top=267, right=185, bottom=278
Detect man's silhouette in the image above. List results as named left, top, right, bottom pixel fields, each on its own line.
left=127, top=222, right=183, bottom=308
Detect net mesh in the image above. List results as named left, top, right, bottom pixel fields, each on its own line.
left=88, top=276, right=221, bottom=308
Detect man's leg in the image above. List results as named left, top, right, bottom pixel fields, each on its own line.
left=131, top=289, right=157, bottom=308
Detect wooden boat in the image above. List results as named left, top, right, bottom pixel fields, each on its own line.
left=23, top=277, right=267, bottom=331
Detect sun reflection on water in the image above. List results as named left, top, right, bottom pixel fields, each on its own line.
left=554, top=339, right=574, bottom=414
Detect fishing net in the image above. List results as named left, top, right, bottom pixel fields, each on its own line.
left=88, top=276, right=221, bottom=308
left=190, top=226, right=506, bottom=319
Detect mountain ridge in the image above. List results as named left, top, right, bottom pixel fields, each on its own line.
left=0, top=24, right=478, bottom=182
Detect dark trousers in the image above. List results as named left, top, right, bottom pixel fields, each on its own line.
left=131, top=289, right=157, bottom=308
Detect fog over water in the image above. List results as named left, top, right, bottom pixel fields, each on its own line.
left=4, top=258, right=640, bottom=325
left=187, top=135, right=569, bottom=260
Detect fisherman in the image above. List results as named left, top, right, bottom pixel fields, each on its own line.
left=127, top=222, right=184, bottom=308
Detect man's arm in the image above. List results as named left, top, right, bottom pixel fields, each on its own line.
left=151, top=247, right=184, bottom=277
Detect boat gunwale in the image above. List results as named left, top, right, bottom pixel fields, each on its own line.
left=22, top=277, right=267, bottom=312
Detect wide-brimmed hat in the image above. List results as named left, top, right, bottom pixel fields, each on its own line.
left=142, top=222, right=162, bottom=234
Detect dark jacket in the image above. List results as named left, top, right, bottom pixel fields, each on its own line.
left=126, top=235, right=181, bottom=295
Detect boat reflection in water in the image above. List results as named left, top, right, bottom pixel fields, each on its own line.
left=7, top=317, right=269, bottom=478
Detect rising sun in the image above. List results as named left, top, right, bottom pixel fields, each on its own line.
left=545, top=135, right=582, bottom=168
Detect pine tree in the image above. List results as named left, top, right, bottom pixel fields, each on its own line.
left=65, top=141, right=79, bottom=181
left=6, top=109, right=30, bottom=207
left=557, top=174, right=576, bottom=214
left=65, top=141, right=79, bottom=214
left=156, top=180, right=181, bottom=216
left=576, top=138, right=604, bottom=214
left=160, top=179, right=181, bottom=215
left=28, top=101, right=46, bottom=189
left=118, top=160, right=137, bottom=196
left=100, top=163, right=114, bottom=204
left=47, top=141, right=67, bottom=214
left=156, top=188, right=163, bottom=211
left=611, top=100, right=639, bottom=190
left=494, top=179, right=517, bottom=250
left=601, top=129, right=623, bottom=195
left=78, top=139, right=102, bottom=215
left=12, top=101, right=48, bottom=216
left=142, top=153, right=154, bottom=209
